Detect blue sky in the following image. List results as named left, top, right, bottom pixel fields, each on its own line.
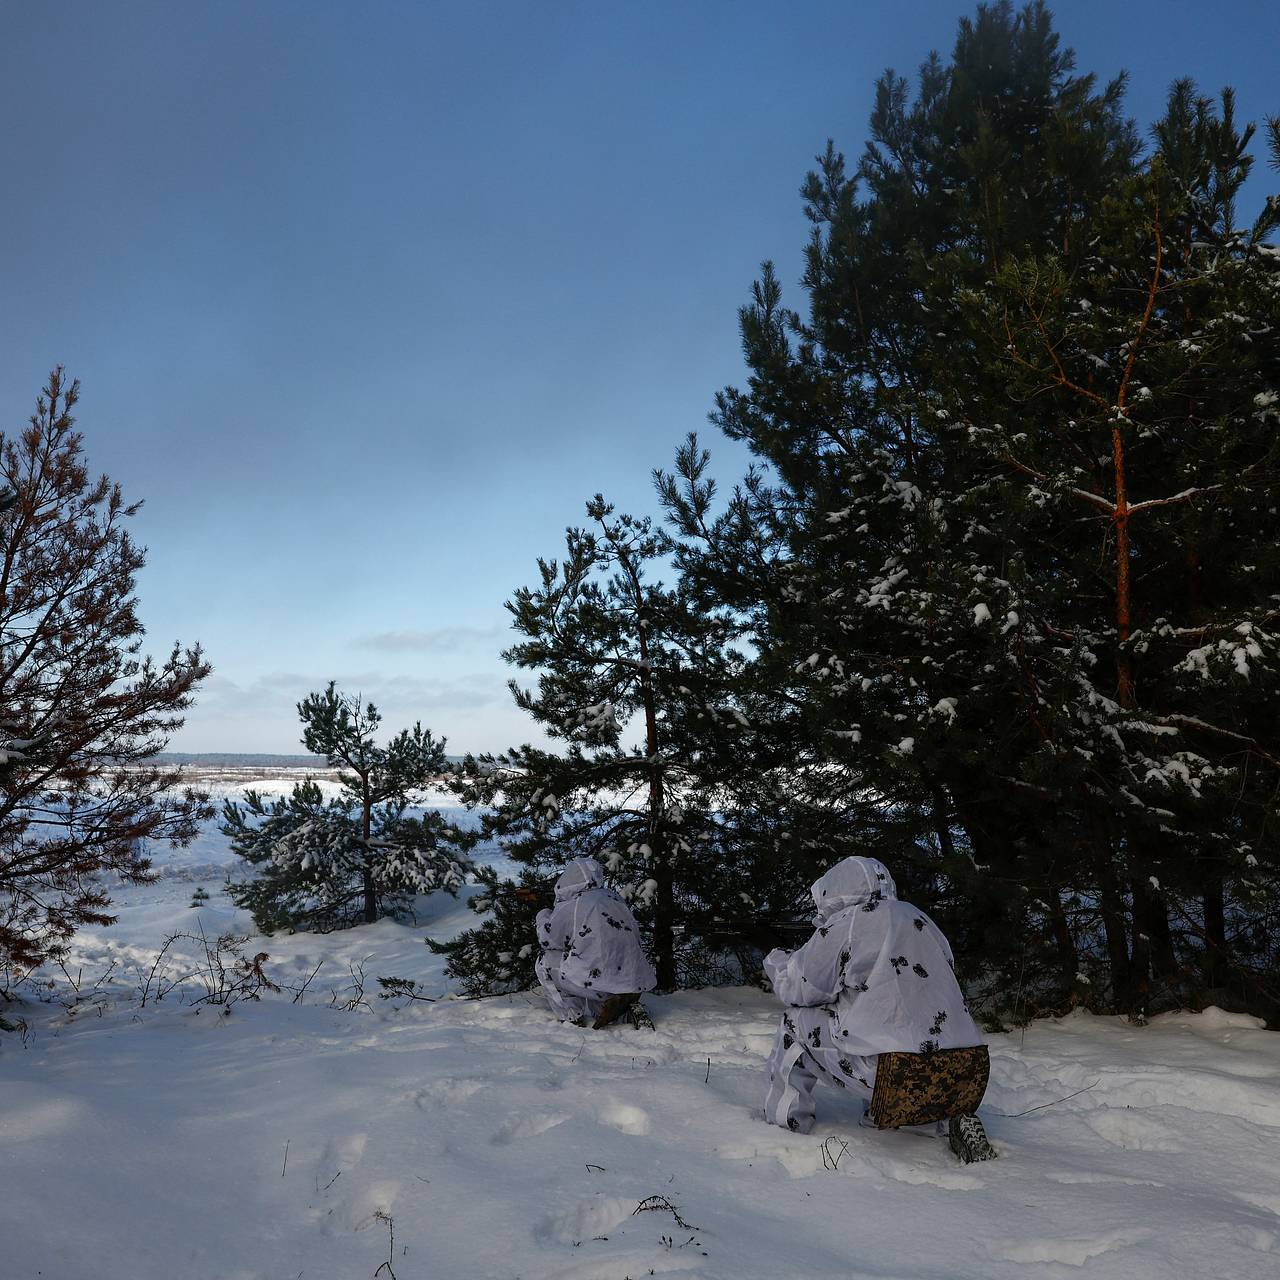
left=2, top=1, right=1276, bottom=753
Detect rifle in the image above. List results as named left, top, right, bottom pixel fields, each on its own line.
left=676, top=917, right=817, bottom=950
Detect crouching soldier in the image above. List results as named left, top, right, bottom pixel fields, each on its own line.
left=535, top=858, right=656, bottom=1028
left=763, top=856, right=995, bottom=1161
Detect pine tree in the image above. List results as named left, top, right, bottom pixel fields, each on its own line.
left=1, top=369, right=211, bottom=971
left=661, top=3, right=1280, bottom=1018
left=955, top=81, right=1280, bottom=1015
left=223, top=683, right=471, bottom=932
left=436, top=496, right=769, bottom=994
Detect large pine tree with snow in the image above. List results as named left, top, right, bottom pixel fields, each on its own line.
left=957, top=79, right=1280, bottom=1015
left=661, top=2, right=1280, bottom=1019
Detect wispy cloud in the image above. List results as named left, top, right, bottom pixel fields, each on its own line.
left=174, top=671, right=546, bottom=755
left=195, top=669, right=506, bottom=717
left=354, top=625, right=507, bottom=654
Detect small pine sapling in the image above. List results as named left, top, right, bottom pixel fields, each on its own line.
left=222, top=685, right=473, bottom=933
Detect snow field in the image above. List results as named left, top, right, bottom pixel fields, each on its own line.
left=1, top=794, right=1279, bottom=1278
left=4, top=953, right=1279, bottom=1275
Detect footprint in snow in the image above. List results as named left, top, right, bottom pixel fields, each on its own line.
left=989, top=1227, right=1154, bottom=1266
left=1082, top=1108, right=1183, bottom=1152
left=320, top=1131, right=368, bottom=1169
left=412, top=1078, right=481, bottom=1109
left=345, top=1179, right=403, bottom=1233
left=492, top=1111, right=570, bottom=1143
left=540, top=1194, right=636, bottom=1244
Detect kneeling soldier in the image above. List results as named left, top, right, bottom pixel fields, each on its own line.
left=535, top=858, right=656, bottom=1028
left=763, top=856, right=994, bottom=1160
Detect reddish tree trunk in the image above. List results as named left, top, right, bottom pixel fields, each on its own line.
left=1111, top=424, right=1135, bottom=708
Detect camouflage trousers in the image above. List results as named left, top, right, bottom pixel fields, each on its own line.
left=535, top=955, right=604, bottom=1024
left=764, top=1009, right=877, bottom=1134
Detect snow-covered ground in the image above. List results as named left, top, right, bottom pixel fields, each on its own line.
left=2, top=782, right=1279, bottom=1279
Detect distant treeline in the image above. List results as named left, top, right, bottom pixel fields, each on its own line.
left=153, top=752, right=465, bottom=769
left=152, top=752, right=331, bottom=768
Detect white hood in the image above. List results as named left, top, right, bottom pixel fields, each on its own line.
left=811, top=856, right=897, bottom=923
left=553, top=857, right=606, bottom=903
left=765, top=857, right=982, bottom=1057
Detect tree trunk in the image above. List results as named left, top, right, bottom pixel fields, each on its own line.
left=1111, top=424, right=1135, bottom=708
left=930, top=785, right=959, bottom=863
left=951, top=794, right=1019, bottom=963
left=1109, top=213, right=1160, bottom=710
left=361, top=778, right=377, bottom=924
left=650, top=831, right=676, bottom=991
left=635, top=612, right=675, bottom=990
left=1127, top=878, right=1168, bottom=1022
left=1187, top=550, right=1228, bottom=992
left=1147, top=889, right=1177, bottom=981
left=1047, top=893, right=1078, bottom=994
left=1202, top=875, right=1227, bottom=989
left=1096, top=856, right=1132, bottom=1010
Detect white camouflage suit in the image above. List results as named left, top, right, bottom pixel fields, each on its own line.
left=535, top=858, right=657, bottom=1023
left=763, top=856, right=982, bottom=1133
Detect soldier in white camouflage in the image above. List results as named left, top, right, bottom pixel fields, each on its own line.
left=763, top=856, right=986, bottom=1147
left=535, top=858, right=656, bottom=1027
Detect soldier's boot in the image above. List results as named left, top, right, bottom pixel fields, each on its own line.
left=627, top=1000, right=655, bottom=1031
left=591, top=991, right=642, bottom=1030
left=948, top=1113, right=997, bottom=1163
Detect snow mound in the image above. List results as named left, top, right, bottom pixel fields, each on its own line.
left=596, top=1099, right=651, bottom=1135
